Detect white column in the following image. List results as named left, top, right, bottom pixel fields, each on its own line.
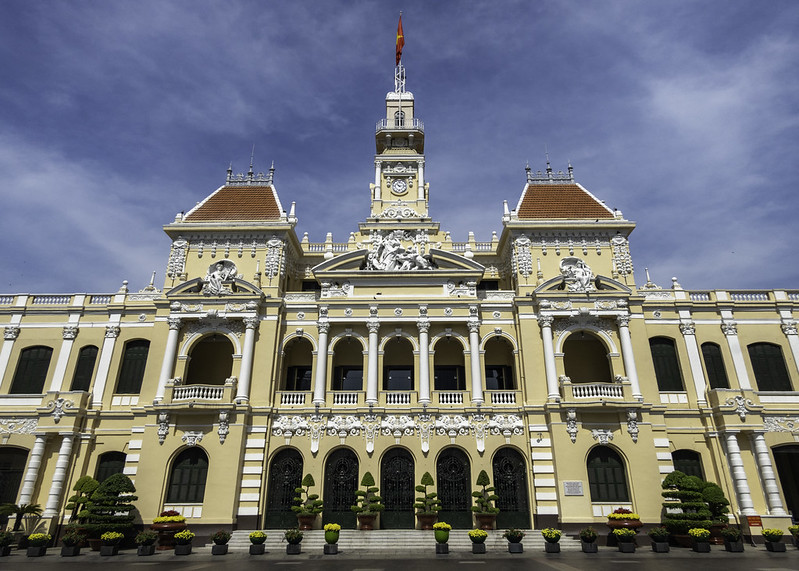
left=313, top=322, right=330, bottom=405
left=723, top=431, right=756, bottom=515
left=236, top=317, right=258, bottom=403
left=750, top=432, right=787, bottom=515
left=722, top=322, right=752, bottom=389
left=0, top=326, right=20, bottom=388
left=155, top=318, right=182, bottom=403
left=680, top=321, right=708, bottom=405
left=92, top=325, right=120, bottom=407
left=49, top=326, right=78, bottom=392
left=417, top=159, right=425, bottom=199
left=19, top=434, right=47, bottom=504
left=418, top=319, right=430, bottom=404
left=374, top=161, right=382, bottom=199
left=366, top=320, right=380, bottom=404
left=616, top=316, right=642, bottom=400
left=781, top=321, right=799, bottom=377
left=468, top=320, right=484, bottom=404
left=539, top=316, right=559, bottom=401
left=44, top=433, right=74, bottom=517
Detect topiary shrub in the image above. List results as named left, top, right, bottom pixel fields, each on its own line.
left=413, top=472, right=441, bottom=515
left=471, top=470, right=499, bottom=515
left=351, top=472, right=384, bottom=515
left=661, top=471, right=712, bottom=534
left=291, top=474, right=323, bottom=516
left=84, top=473, right=138, bottom=539
left=65, top=476, right=99, bottom=524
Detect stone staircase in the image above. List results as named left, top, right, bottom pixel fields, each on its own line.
left=211, top=529, right=583, bottom=553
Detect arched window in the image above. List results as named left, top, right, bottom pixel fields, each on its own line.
left=332, top=338, right=364, bottom=391
left=185, top=335, right=233, bottom=385
left=70, top=345, right=98, bottom=391
left=10, top=346, right=53, bottom=394
left=394, top=110, right=405, bottom=127
left=701, top=343, right=729, bottom=389
left=433, top=338, right=465, bottom=391
left=166, top=448, right=208, bottom=504
left=281, top=338, right=313, bottom=391
left=563, top=331, right=612, bottom=383
left=484, top=337, right=516, bottom=390
left=0, top=448, right=28, bottom=504
left=649, top=337, right=684, bottom=391
left=95, top=451, right=126, bottom=483
left=671, top=449, right=704, bottom=479
left=115, top=340, right=150, bottom=394
left=383, top=337, right=414, bottom=391
left=587, top=446, right=629, bottom=502
left=748, top=343, right=793, bottom=391
left=264, top=448, right=303, bottom=528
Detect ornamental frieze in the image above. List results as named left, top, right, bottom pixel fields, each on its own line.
left=763, top=416, right=799, bottom=434
left=0, top=418, right=37, bottom=434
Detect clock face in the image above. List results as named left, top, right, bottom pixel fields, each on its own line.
left=391, top=179, right=407, bottom=194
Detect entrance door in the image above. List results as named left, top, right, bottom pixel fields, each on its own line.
left=0, top=448, right=27, bottom=529
left=773, top=445, right=799, bottom=521
left=381, top=448, right=415, bottom=528
left=323, top=448, right=358, bottom=529
left=493, top=448, right=530, bottom=529
left=437, top=448, right=472, bottom=528
left=264, top=449, right=303, bottom=529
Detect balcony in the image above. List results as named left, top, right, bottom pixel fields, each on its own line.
left=487, top=390, right=520, bottom=405
left=559, top=377, right=638, bottom=408
left=376, top=117, right=424, bottom=132
left=434, top=391, right=467, bottom=405
left=163, top=377, right=237, bottom=407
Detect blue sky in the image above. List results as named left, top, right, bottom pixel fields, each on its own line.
left=1, top=0, right=798, bottom=294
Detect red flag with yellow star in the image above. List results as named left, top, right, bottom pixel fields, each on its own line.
left=396, top=15, right=404, bottom=65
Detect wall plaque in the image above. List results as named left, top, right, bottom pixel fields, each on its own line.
left=563, top=481, right=583, bottom=496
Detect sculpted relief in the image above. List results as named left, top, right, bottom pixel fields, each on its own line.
left=365, top=230, right=436, bottom=271
left=202, top=260, right=239, bottom=295
left=560, top=256, right=595, bottom=292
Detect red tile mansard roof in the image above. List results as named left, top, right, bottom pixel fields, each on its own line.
left=183, top=185, right=282, bottom=222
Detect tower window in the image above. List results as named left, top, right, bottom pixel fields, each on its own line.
left=649, top=337, right=684, bottom=391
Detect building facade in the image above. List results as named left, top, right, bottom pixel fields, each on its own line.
left=1, top=61, right=798, bottom=536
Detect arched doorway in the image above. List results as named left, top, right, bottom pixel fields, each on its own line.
left=281, top=338, right=313, bottom=391
left=264, top=448, right=303, bottom=529
left=493, top=448, right=530, bottom=529
left=323, top=448, right=358, bottom=528
left=433, top=337, right=466, bottom=391
left=380, top=448, right=415, bottom=529
left=436, top=448, right=472, bottom=528
left=773, top=445, right=799, bottom=521
left=332, top=337, right=364, bottom=391
left=185, top=334, right=234, bottom=385
left=484, top=337, right=516, bottom=390
left=563, top=331, right=611, bottom=383
left=0, top=447, right=28, bottom=528
left=383, top=337, right=414, bottom=390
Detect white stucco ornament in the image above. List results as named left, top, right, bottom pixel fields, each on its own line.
left=560, top=257, right=595, bottom=292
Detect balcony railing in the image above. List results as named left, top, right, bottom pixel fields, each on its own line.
left=487, top=390, right=519, bottom=405
left=435, top=391, right=465, bottom=405
left=376, top=118, right=424, bottom=132
left=164, top=377, right=237, bottom=404
left=278, top=391, right=307, bottom=406
left=560, top=377, right=634, bottom=403
left=332, top=391, right=360, bottom=406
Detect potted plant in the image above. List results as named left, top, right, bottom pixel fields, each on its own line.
left=613, top=528, right=637, bottom=552
left=468, top=528, right=488, bottom=554
left=762, top=528, right=785, bottom=552
left=351, top=471, right=384, bottom=530
left=541, top=528, right=561, bottom=553
left=284, top=528, right=303, bottom=555
left=580, top=527, right=598, bottom=553
left=100, top=531, right=123, bottom=556
left=84, top=474, right=138, bottom=546
left=689, top=527, right=711, bottom=552
left=135, top=530, right=157, bottom=556
left=720, top=526, right=743, bottom=552
left=660, top=471, right=712, bottom=547
left=151, top=509, right=186, bottom=550
left=648, top=526, right=670, bottom=553
left=414, top=472, right=441, bottom=530
left=292, top=474, right=323, bottom=530
left=471, top=470, right=499, bottom=530
left=433, top=521, right=450, bottom=554
left=173, top=529, right=194, bottom=555
left=0, top=530, right=15, bottom=557
left=0, top=503, right=42, bottom=533
left=26, top=532, right=50, bottom=557
left=211, top=530, right=231, bottom=555
left=60, top=528, right=85, bottom=557
left=249, top=530, right=267, bottom=555
left=503, top=528, right=524, bottom=553
left=607, top=508, right=643, bottom=532
left=701, top=482, right=730, bottom=544
left=789, top=524, right=799, bottom=549
left=323, top=523, right=340, bottom=555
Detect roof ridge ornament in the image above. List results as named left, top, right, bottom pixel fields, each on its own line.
left=526, top=160, right=575, bottom=184
left=225, top=159, right=276, bottom=186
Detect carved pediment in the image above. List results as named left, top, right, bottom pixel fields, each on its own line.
left=534, top=274, right=631, bottom=295
left=166, top=277, right=264, bottom=298
left=312, top=248, right=485, bottom=276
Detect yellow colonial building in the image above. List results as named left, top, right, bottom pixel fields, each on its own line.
left=1, top=60, right=798, bottom=538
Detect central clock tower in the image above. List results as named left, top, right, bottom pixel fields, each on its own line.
left=367, top=62, right=432, bottom=225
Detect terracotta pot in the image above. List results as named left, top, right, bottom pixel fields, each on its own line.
left=296, top=514, right=316, bottom=531
left=417, top=513, right=437, bottom=530
left=357, top=513, right=377, bottom=531
left=475, top=514, right=496, bottom=531
left=150, top=521, right=187, bottom=551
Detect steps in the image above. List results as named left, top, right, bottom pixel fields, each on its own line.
left=211, top=529, right=584, bottom=552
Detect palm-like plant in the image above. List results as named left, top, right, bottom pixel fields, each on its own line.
left=0, top=503, right=43, bottom=532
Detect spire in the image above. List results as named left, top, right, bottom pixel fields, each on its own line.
left=248, top=144, right=255, bottom=180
